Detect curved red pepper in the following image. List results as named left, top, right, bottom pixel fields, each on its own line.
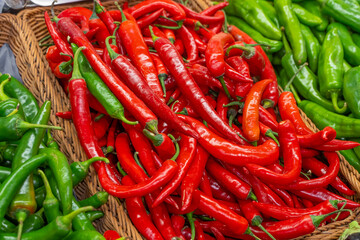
left=224, top=64, right=253, bottom=83
left=200, top=2, right=229, bottom=16
left=88, top=18, right=110, bottom=49
left=128, top=0, right=186, bottom=20
left=297, top=126, right=336, bottom=148
left=199, top=171, right=213, bottom=198
left=58, top=7, right=92, bottom=19
left=208, top=173, right=237, bottom=202
left=208, top=11, right=225, bottom=34
left=178, top=25, right=199, bottom=62
left=108, top=10, right=136, bottom=22
left=180, top=4, right=224, bottom=24
left=171, top=215, right=186, bottom=240
left=174, top=39, right=185, bottom=55
left=189, top=65, right=222, bottom=89
left=187, top=28, right=207, bottom=52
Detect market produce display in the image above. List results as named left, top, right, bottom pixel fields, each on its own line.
left=34, top=0, right=360, bottom=239
left=225, top=0, right=360, bottom=173
left=0, top=73, right=127, bottom=239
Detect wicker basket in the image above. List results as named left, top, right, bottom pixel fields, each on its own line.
left=17, top=1, right=360, bottom=239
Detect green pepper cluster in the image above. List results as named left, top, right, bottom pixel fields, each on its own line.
left=225, top=0, right=360, bottom=171
left=0, top=73, right=110, bottom=240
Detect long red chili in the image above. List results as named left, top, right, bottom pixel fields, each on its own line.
left=180, top=145, right=209, bottom=211
left=208, top=11, right=225, bottom=34
left=242, top=79, right=273, bottom=143
left=137, top=8, right=164, bottom=29
left=302, top=157, right=355, bottom=196
left=200, top=2, right=229, bottom=16
left=180, top=4, right=225, bottom=24
left=56, top=17, right=159, bottom=133
left=178, top=115, right=279, bottom=166
left=152, top=135, right=197, bottom=207
left=224, top=64, right=253, bottom=83
left=178, top=25, right=199, bottom=62
left=267, top=185, right=294, bottom=208
left=127, top=0, right=186, bottom=20
left=246, top=120, right=302, bottom=185
left=151, top=28, right=244, bottom=144
left=187, top=28, right=207, bottom=52
left=189, top=64, right=222, bottom=89
left=297, top=126, right=336, bottom=148
left=207, top=173, right=237, bottom=202
left=199, top=171, right=213, bottom=198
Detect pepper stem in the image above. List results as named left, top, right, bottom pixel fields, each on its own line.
left=223, top=101, right=244, bottom=108
left=82, top=157, right=110, bottom=169
left=105, top=36, right=120, bottom=61
left=144, top=119, right=159, bottom=135
left=6, top=105, right=19, bottom=117
left=134, top=152, right=149, bottom=177
left=19, top=121, right=62, bottom=131
left=245, top=227, right=261, bottom=240
left=0, top=74, right=11, bottom=101
left=117, top=162, right=127, bottom=177
left=38, top=169, right=57, bottom=202
left=94, top=0, right=105, bottom=14
left=261, top=99, right=274, bottom=109
left=186, top=212, right=196, bottom=240
left=311, top=209, right=353, bottom=228
left=149, top=26, right=160, bottom=43
left=158, top=74, right=167, bottom=97
left=143, top=129, right=164, bottom=146
left=70, top=46, right=85, bottom=81
left=218, top=76, right=232, bottom=100
left=247, top=190, right=257, bottom=201
left=284, top=62, right=308, bottom=92
left=16, top=211, right=27, bottom=240
left=265, top=129, right=280, bottom=146
left=258, top=224, right=276, bottom=240
left=222, top=10, right=228, bottom=33
left=62, top=206, right=94, bottom=226
left=155, top=20, right=184, bottom=30
left=114, top=2, right=127, bottom=23
left=227, top=108, right=237, bottom=128
left=226, top=44, right=255, bottom=58
left=51, top=0, right=60, bottom=23
left=331, top=92, right=347, bottom=114
left=169, top=134, right=180, bottom=161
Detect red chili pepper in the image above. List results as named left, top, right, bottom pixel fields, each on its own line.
left=242, top=79, right=273, bottom=143
left=151, top=28, right=244, bottom=144
left=180, top=4, right=225, bottom=24
left=150, top=52, right=168, bottom=96
left=174, top=38, right=185, bottom=55
left=127, top=0, right=186, bottom=20
left=178, top=115, right=279, bottom=166
left=292, top=195, right=304, bottom=208
left=122, top=175, right=164, bottom=240
left=198, top=26, right=215, bottom=42
left=208, top=11, right=225, bottom=34
left=216, top=91, right=229, bottom=121
left=45, top=45, right=65, bottom=63
left=166, top=193, right=200, bottom=215
left=302, top=199, right=314, bottom=208
left=246, top=120, right=302, bottom=185
left=52, top=60, right=72, bottom=80
left=195, top=190, right=249, bottom=235
left=107, top=10, right=136, bottom=22
left=208, top=173, right=237, bottom=202
left=103, top=230, right=123, bottom=240
left=85, top=89, right=108, bottom=115
left=137, top=8, right=164, bottom=29
left=199, top=171, right=213, bottom=198
left=152, top=135, right=197, bottom=207
left=181, top=146, right=209, bottom=211
left=59, top=9, right=90, bottom=33
left=143, top=131, right=176, bottom=161
left=88, top=18, right=110, bottom=49
left=224, top=64, right=253, bottom=83
left=106, top=38, right=198, bottom=138
left=102, top=44, right=119, bottom=69
left=302, top=157, right=355, bottom=196
left=162, top=28, right=176, bottom=43
left=200, top=2, right=229, bottom=16
left=226, top=56, right=252, bottom=82
left=57, top=17, right=159, bottom=133
left=189, top=64, right=222, bottom=89
left=300, top=148, right=320, bottom=158
left=92, top=113, right=111, bottom=140
left=259, top=106, right=278, bottom=132
left=267, top=185, right=294, bottom=208
left=207, top=158, right=256, bottom=201
left=171, top=215, right=186, bottom=240
left=85, top=26, right=99, bottom=41
left=105, top=119, right=117, bottom=154
left=205, top=32, right=234, bottom=78
left=178, top=25, right=199, bottom=62
left=183, top=18, right=205, bottom=31
left=210, top=227, right=225, bottom=240
left=258, top=122, right=279, bottom=145
left=310, top=140, right=360, bottom=151
left=296, top=126, right=336, bottom=148
left=228, top=25, right=278, bottom=106
left=195, top=220, right=206, bottom=240
left=56, top=111, right=72, bottom=120
left=187, top=28, right=207, bottom=52
left=226, top=42, right=266, bottom=78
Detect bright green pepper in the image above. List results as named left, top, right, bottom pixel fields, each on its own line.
left=299, top=100, right=360, bottom=138
left=327, top=22, right=360, bottom=66
left=311, top=29, right=325, bottom=44
left=0, top=218, right=16, bottom=232
left=225, top=0, right=282, bottom=40
left=352, top=33, right=360, bottom=48
left=275, top=0, right=307, bottom=65
left=70, top=157, right=109, bottom=186
left=227, top=16, right=283, bottom=53
left=2, top=145, right=17, bottom=162
left=0, top=99, right=21, bottom=117
left=300, top=24, right=320, bottom=73
left=63, top=230, right=106, bottom=240
left=300, top=1, right=329, bottom=31
left=86, top=211, right=104, bottom=222
left=318, top=0, right=360, bottom=33
left=255, top=0, right=280, bottom=28
left=78, top=191, right=109, bottom=209
left=318, top=28, right=346, bottom=113
left=292, top=3, right=323, bottom=27
left=343, top=67, right=360, bottom=119
left=18, top=208, right=45, bottom=234
left=343, top=60, right=352, bottom=73
left=340, top=149, right=360, bottom=173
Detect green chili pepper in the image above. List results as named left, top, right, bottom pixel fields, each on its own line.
left=227, top=16, right=283, bottom=53
left=255, top=0, right=280, bottom=28
left=18, top=208, right=45, bottom=234
left=292, top=3, right=323, bottom=27
left=318, top=0, right=360, bottom=33
left=72, top=44, right=137, bottom=125
left=78, top=191, right=109, bottom=209
left=0, top=218, right=17, bottom=232
left=343, top=60, right=352, bottom=73
left=35, top=187, right=45, bottom=209
left=278, top=68, right=302, bottom=104
left=3, top=145, right=17, bottom=161
left=0, top=73, right=39, bottom=122
left=0, top=206, right=93, bottom=240
left=327, top=22, right=360, bottom=66
left=86, top=211, right=104, bottom=222
left=0, top=113, right=61, bottom=141
left=70, top=157, right=109, bottom=186
left=343, top=67, right=360, bottom=119
left=352, top=33, right=360, bottom=48
left=318, top=28, right=346, bottom=113
left=225, top=0, right=282, bottom=40
left=0, top=75, right=11, bottom=101
left=0, top=98, right=21, bottom=118
left=37, top=170, right=61, bottom=223
left=349, top=139, right=360, bottom=160
left=63, top=230, right=106, bottom=240
left=0, top=166, right=11, bottom=183
left=299, top=100, right=360, bottom=138
left=340, top=149, right=360, bottom=173
left=46, top=131, right=59, bottom=150
left=300, top=24, right=320, bottom=73
left=32, top=174, right=43, bottom=189
left=275, top=0, right=307, bottom=65
left=300, top=1, right=329, bottom=31
left=311, top=29, right=325, bottom=44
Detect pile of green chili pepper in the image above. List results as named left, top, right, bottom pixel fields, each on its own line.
left=225, top=0, right=360, bottom=173
left=0, top=73, right=125, bottom=239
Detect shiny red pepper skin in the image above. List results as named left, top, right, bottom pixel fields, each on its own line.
left=180, top=4, right=224, bottom=24
left=109, top=54, right=198, bottom=138
left=106, top=119, right=117, bottom=153
left=152, top=135, right=197, bottom=207
left=153, top=33, right=243, bottom=144
left=88, top=18, right=110, bottom=49
left=127, top=0, right=186, bottom=20
left=181, top=145, right=209, bottom=211
left=174, top=39, right=185, bottom=55
left=206, top=158, right=253, bottom=200
left=216, top=91, right=229, bottom=121
left=200, top=2, right=229, bottom=16
left=302, top=157, right=355, bottom=196
left=103, top=230, right=123, bottom=240
left=208, top=173, right=237, bottom=202
left=267, top=185, right=294, bottom=208
left=187, top=28, right=207, bottom=52
left=189, top=64, right=222, bottom=89
left=122, top=176, right=163, bottom=240
left=297, top=126, right=336, bottom=148
left=137, top=8, right=164, bottom=29
left=199, top=171, right=213, bottom=198
left=57, top=17, right=158, bottom=130
left=226, top=56, right=252, bottom=82
left=178, top=25, right=199, bottom=62
left=108, top=10, right=136, bottom=22
left=56, top=111, right=72, bottom=120
left=58, top=8, right=90, bottom=33
left=118, top=15, right=164, bottom=99
left=224, top=64, right=253, bottom=83
left=242, top=79, right=273, bottom=142
left=171, top=215, right=186, bottom=240
left=195, top=190, right=249, bottom=235
left=208, top=11, right=225, bottom=34
left=205, top=33, right=235, bottom=78
left=178, top=115, right=279, bottom=166
left=246, top=120, right=302, bottom=185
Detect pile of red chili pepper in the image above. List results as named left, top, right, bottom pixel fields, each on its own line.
left=0, top=73, right=126, bottom=240
left=42, top=0, right=360, bottom=239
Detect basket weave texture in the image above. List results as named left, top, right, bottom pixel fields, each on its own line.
left=16, top=1, right=360, bottom=239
